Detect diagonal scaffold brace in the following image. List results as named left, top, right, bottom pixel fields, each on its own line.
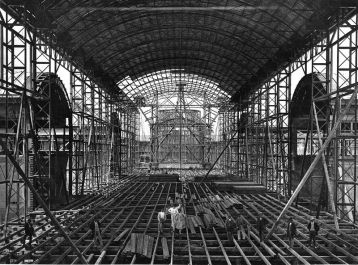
left=200, top=130, right=238, bottom=183
left=266, top=85, right=358, bottom=240
left=0, top=138, right=88, bottom=264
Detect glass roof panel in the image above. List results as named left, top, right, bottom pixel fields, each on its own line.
left=117, top=69, right=230, bottom=106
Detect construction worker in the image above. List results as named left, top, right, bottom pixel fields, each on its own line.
left=225, top=214, right=236, bottom=243
left=23, top=218, right=35, bottom=247
left=257, top=213, right=267, bottom=242
left=175, top=208, right=186, bottom=239
left=307, top=216, right=319, bottom=247
left=287, top=217, right=297, bottom=248
left=247, top=222, right=251, bottom=240
left=176, top=195, right=182, bottom=205
left=236, top=214, right=245, bottom=240
left=90, top=219, right=103, bottom=249
left=168, top=204, right=181, bottom=232
left=157, top=208, right=167, bottom=234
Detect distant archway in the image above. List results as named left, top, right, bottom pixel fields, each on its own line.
left=290, top=73, right=328, bottom=133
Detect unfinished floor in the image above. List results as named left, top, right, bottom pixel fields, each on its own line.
left=0, top=175, right=358, bottom=265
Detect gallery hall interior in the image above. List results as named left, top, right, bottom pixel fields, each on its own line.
left=1, top=0, right=358, bottom=264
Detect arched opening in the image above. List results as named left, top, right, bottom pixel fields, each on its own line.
left=289, top=73, right=330, bottom=210
left=32, top=73, right=71, bottom=209
left=118, top=69, right=231, bottom=175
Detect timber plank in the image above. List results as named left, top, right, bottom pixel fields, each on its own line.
left=130, top=233, right=136, bottom=254
left=187, top=218, right=196, bottom=234
left=114, top=228, right=130, bottom=242
left=161, top=237, right=170, bottom=259
left=146, top=236, right=154, bottom=259
left=142, top=235, right=149, bottom=256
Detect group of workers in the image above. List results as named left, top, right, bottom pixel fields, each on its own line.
left=158, top=203, right=186, bottom=237
left=158, top=204, right=320, bottom=250
left=20, top=204, right=320, bottom=252
left=88, top=210, right=319, bottom=250
left=225, top=213, right=320, bottom=248
left=157, top=201, right=320, bottom=249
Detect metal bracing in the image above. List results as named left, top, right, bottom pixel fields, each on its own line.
left=119, top=109, right=138, bottom=175
left=109, top=109, right=121, bottom=178
left=244, top=90, right=266, bottom=185
left=217, top=104, right=239, bottom=175
left=0, top=10, right=29, bottom=235
left=334, top=10, right=358, bottom=223
left=2, top=0, right=358, bottom=247
left=237, top=70, right=290, bottom=196
left=267, top=9, right=358, bottom=236
left=275, top=71, right=291, bottom=198
left=0, top=137, right=88, bottom=264
left=289, top=8, right=358, bottom=222
left=70, top=66, right=85, bottom=196
left=70, top=68, right=129, bottom=195
left=268, top=81, right=358, bottom=239
left=235, top=11, right=358, bottom=229
left=261, top=71, right=291, bottom=197
left=31, top=30, right=53, bottom=208
left=306, top=27, right=332, bottom=214
left=0, top=8, right=138, bottom=240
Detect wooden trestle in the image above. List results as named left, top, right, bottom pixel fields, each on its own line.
left=1, top=175, right=358, bottom=264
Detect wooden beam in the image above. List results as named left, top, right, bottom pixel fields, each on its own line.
left=213, top=228, right=232, bottom=265
left=233, top=238, right=251, bottom=265
left=312, top=102, right=339, bottom=230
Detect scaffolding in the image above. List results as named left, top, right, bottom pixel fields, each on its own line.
left=236, top=8, right=358, bottom=224
left=217, top=104, right=239, bottom=175
left=0, top=7, right=139, bottom=236
left=0, top=0, right=358, bottom=238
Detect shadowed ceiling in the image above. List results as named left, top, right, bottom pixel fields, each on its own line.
left=3, top=0, right=346, bottom=104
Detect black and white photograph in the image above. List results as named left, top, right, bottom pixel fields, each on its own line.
left=0, top=1, right=358, bottom=264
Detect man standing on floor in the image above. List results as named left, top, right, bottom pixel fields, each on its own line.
left=257, top=213, right=267, bottom=242
left=307, top=216, right=319, bottom=248
left=157, top=208, right=167, bottom=235
left=225, top=214, right=237, bottom=243
left=236, top=214, right=245, bottom=240
left=168, top=204, right=181, bottom=232
left=23, top=218, right=35, bottom=247
left=175, top=208, right=186, bottom=239
left=90, top=219, right=103, bottom=249
left=287, top=217, right=297, bottom=248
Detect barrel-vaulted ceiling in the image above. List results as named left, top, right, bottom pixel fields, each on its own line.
left=3, top=0, right=346, bottom=104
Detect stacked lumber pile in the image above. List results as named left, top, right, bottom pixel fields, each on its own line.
left=191, top=205, right=225, bottom=229
left=220, top=195, right=243, bottom=209
left=187, top=193, right=246, bottom=232
left=195, top=194, right=242, bottom=212
left=123, top=233, right=155, bottom=259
